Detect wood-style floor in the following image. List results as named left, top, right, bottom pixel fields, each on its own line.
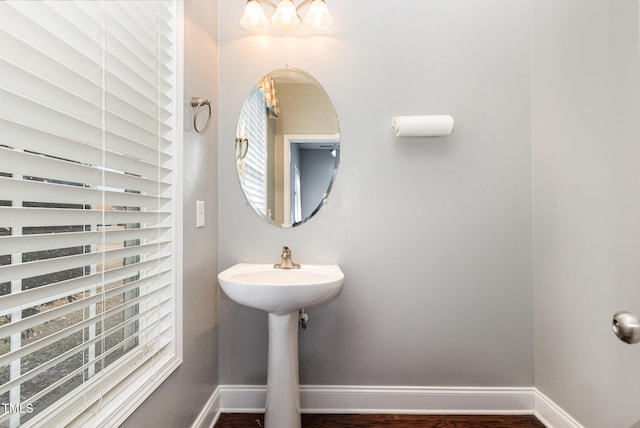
left=214, top=413, right=547, bottom=427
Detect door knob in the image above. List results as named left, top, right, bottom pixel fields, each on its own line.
left=612, top=311, right=640, bottom=344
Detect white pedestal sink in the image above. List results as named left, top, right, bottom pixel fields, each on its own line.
left=218, top=263, right=344, bottom=428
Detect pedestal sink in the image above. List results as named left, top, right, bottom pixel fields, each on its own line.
left=218, top=263, right=344, bottom=428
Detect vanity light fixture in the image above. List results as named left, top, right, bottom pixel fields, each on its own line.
left=240, top=0, right=333, bottom=32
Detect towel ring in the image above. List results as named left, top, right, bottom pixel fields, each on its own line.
left=191, top=96, right=212, bottom=134
left=235, top=137, right=249, bottom=160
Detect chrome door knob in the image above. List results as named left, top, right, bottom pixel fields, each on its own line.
left=612, top=311, right=640, bottom=344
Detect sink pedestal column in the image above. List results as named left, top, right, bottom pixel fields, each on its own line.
left=265, top=312, right=301, bottom=428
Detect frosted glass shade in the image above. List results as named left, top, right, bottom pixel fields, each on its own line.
left=271, top=0, right=301, bottom=30
left=240, top=0, right=269, bottom=31
left=303, top=0, right=333, bottom=31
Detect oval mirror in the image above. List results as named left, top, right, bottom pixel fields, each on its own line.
left=235, top=67, right=340, bottom=228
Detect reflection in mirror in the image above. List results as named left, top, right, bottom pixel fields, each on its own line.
left=235, top=67, right=340, bottom=228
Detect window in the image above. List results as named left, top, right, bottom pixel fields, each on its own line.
left=0, top=1, right=182, bottom=427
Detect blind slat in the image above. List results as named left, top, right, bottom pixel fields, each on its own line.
left=0, top=289, right=171, bottom=369
left=0, top=29, right=101, bottom=103
left=0, top=177, right=169, bottom=209
left=0, top=3, right=102, bottom=80
left=0, top=146, right=171, bottom=190
left=0, top=206, right=170, bottom=228
left=0, top=274, right=169, bottom=341
left=0, top=89, right=169, bottom=161
left=106, top=3, right=157, bottom=60
left=0, top=260, right=171, bottom=316
left=0, top=119, right=170, bottom=179
left=0, top=58, right=101, bottom=126
left=0, top=227, right=169, bottom=255
left=0, top=241, right=170, bottom=284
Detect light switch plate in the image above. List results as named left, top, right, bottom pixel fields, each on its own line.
left=196, top=200, right=205, bottom=228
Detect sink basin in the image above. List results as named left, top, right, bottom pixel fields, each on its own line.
left=217, top=263, right=344, bottom=315
left=217, top=262, right=344, bottom=428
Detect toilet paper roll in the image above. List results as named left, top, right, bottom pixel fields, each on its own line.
left=392, top=115, right=454, bottom=137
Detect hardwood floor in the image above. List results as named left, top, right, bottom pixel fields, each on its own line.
left=214, top=413, right=547, bottom=427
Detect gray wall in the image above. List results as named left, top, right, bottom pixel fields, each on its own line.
left=122, top=1, right=219, bottom=426
left=218, top=0, right=533, bottom=387
left=299, top=148, right=335, bottom=219
left=532, top=1, right=640, bottom=427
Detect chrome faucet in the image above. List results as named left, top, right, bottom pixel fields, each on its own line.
left=274, top=246, right=300, bottom=269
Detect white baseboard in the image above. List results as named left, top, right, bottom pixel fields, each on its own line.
left=214, top=385, right=536, bottom=417
left=191, top=385, right=583, bottom=428
left=302, top=385, right=535, bottom=415
left=534, top=390, right=584, bottom=428
left=190, top=386, right=221, bottom=428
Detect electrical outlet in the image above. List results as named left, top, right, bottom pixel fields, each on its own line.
left=196, top=200, right=205, bottom=227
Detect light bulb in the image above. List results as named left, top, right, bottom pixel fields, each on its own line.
left=271, top=0, right=301, bottom=30
left=303, top=0, right=333, bottom=31
left=240, top=0, right=269, bottom=31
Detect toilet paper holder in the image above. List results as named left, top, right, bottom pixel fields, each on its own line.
left=391, top=114, right=454, bottom=138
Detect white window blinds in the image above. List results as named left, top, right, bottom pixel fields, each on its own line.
left=0, top=1, right=181, bottom=427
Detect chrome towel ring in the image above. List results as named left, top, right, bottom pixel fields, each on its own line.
left=191, top=96, right=212, bottom=133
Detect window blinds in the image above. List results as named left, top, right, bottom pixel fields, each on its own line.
left=0, top=1, right=179, bottom=427
left=238, top=87, right=269, bottom=216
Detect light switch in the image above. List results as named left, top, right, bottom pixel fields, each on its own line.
left=196, top=200, right=205, bottom=228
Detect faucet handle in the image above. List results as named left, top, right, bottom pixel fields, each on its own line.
left=281, top=246, right=291, bottom=257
